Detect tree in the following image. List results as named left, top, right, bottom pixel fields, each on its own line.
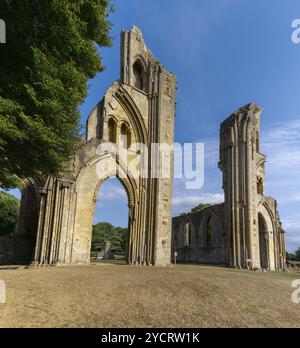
left=0, top=191, right=20, bottom=236
left=92, top=222, right=114, bottom=251
left=190, top=203, right=212, bottom=213
left=295, top=247, right=300, bottom=261
left=286, top=251, right=296, bottom=261
left=91, top=222, right=127, bottom=255
left=115, top=226, right=128, bottom=254
left=178, top=203, right=212, bottom=216
left=0, top=0, right=113, bottom=188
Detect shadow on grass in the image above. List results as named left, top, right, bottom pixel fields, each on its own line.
left=90, top=259, right=127, bottom=266
left=0, top=266, right=25, bottom=270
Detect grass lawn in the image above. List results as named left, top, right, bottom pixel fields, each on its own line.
left=0, top=264, right=299, bottom=328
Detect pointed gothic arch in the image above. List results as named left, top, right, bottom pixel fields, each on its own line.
left=258, top=213, right=269, bottom=270
left=114, top=87, right=148, bottom=145
left=13, top=26, right=176, bottom=268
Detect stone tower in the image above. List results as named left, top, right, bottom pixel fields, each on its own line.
left=219, top=103, right=286, bottom=270
left=17, top=26, right=176, bottom=266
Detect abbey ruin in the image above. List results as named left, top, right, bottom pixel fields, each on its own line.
left=0, top=27, right=286, bottom=271
left=172, top=103, right=286, bottom=270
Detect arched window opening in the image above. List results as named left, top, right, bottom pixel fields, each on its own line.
left=108, top=118, right=117, bottom=143
left=207, top=216, right=213, bottom=248
left=120, top=123, right=131, bottom=149
left=184, top=221, right=191, bottom=247
left=257, top=177, right=264, bottom=195
left=258, top=213, right=269, bottom=269
left=133, top=61, right=144, bottom=91
left=91, top=177, right=129, bottom=263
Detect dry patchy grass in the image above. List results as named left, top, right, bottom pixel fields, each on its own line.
left=0, top=264, right=299, bottom=328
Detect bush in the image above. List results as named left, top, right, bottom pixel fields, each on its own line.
left=91, top=222, right=127, bottom=254
left=0, top=191, right=20, bottom=236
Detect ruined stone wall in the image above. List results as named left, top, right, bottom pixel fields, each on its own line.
left=171, top=103, right=285, bottom=271
left=171, top=205, right=226, bottom=265
left=0, top=236, right=13, bottom=264
left=219, top=103, right=286, bottom=270
left=0, top=182, right=39, bottom=265
left=24, top=26, right=176, bottom=267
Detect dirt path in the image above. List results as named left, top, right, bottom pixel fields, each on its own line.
left=0, top=264, right=299, bottom=328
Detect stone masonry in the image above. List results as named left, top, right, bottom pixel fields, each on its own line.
left=15, top=26, right=176, bottom=266
left=172, top=104, right=286, bottom=271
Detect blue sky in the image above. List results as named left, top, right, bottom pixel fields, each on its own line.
left=9, top=0, right=300, bottom=252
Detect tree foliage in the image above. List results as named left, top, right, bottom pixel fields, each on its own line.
left=190, top=203, right=212, bottom=213
left=179, top=203, right=212, bottom=216
left=0, top=0, right=112, bottom=188
left=0, top=191, right=20, bottom=236
left=286, top=252, right=296, bottom=261
left=286, top=249, right=300, bottom=261
left=91, top=222, right=127, bottom=255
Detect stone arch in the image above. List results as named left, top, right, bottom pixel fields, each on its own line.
left=12, top=179, right=41, bottom=264
left=133, top=61, right=144, bottom=91
left=256, top=131, right=260, bottom=152
left=198, top=210, right=224, bottom=248
left=108, top=117, right=117, bottom=143
left=257, top=202, right=276, bottom=270
left=70, top=152, right=138, bottom=265
left=114, top=87, right=148, bottom=145
left=23, top=27, right=176, bottom=268
left=133, top=54, right=147, bottom=71
left=132, top=55, right=147, bottom=92
left=257, top=176, right=264, bottom=195
left=0, top=19, right=6, bottom=44
left=177, top=217, right=196, bottom=263
left=206, top=216, right=213, bottom=248
left=87, top=156, right=137, bottom=210
left=93, top=175, right=134, bottom=262
left=120, top=122, right=131, bottom=149
left=178, top=217, right=195, bottom=246
left=258, top=213, right=269, bottom=269
left=183, top=220, right=191, bottom=247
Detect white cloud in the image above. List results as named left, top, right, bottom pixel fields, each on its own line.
left=282, top=216, right=300, bottom=252
left=172, top=192, right=224, bottom=215
left=259, top=120, right=300, bottom=250
left=282, top=218, right=300, bottom=232
left=278, top=193, right=300, bottom=204
left=262, top=119, right=300, bottom=144
left=96, top=180, right=127, bottom=205
left=173, top=193, right=224, bottom=207
left=203, top=138, right=219, bottom=167
left=264, top=146, right=300, bottom=172
left=173, top=137, right=219, bottom=173
left=285, top=232, right=300, bottom=253
left=260, top=119, right=300, bottom=207
left=261, top=120, right=300, bottom=173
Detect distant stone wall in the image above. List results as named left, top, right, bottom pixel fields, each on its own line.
left=0, top=182, right=39, bottom=265
left=0, top=236, right=13, bottom=264
left=0, top=234, right=36, bottom=265
left=171, top=204, right=226, bottom=265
